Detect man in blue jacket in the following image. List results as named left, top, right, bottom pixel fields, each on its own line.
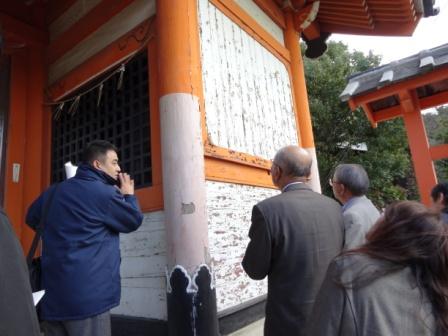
left=26, top=140, right=143, bottom=336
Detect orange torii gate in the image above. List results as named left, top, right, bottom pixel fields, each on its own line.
left=341, top=43, right=448, bottom=205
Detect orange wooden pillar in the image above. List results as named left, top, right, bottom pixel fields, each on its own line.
left=284, top=11, right=321, bottom=193
left=21, top=45, right=47, bottom=251
left=5, top=51, right=28, bottom=240
left=4, top=43, right=46, bottom=253
left=156, top=0, right=218, bottom=334
left=400, top=90, right=436, bottom=206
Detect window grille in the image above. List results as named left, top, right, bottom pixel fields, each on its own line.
left=51, top=51, right=152, bottom=188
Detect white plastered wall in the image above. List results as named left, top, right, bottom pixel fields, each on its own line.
left=199, top=0, right=299, bottom=311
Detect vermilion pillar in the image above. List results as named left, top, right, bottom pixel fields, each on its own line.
left=284, top=11, right=322, bottom=193
left=21, top=45, right=47, bottom=252
left=156, top=0, right=219, bottom=335
left=400, top=91, right=436, bottom=206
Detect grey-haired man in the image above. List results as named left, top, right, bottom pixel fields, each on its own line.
left=331, top=164, right=380, bottom=249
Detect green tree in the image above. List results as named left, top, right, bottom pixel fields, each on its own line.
left=303, top=41, right=418, bottom=208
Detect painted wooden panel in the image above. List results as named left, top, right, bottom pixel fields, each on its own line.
left=49, top=0, right=156, bottom=84
left=234, top=0, right=284, bottom=45
left=50, top=0, right=101, bottom=41
left=111, top=210, right=168, bottom=320
left=198, top=0, right=298, bottom=161
left=114, top=183, right=279, bottom=317
left=206, top=180, right=278, bottom=311
left=113, top=280, right=166, bottom=320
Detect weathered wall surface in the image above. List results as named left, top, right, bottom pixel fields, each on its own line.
left=113, top=180, right=278, bottom=318
left=111, top=211, right=168, bottom=320
left=206, top=181, right=278, bottom=311
left=198, top=0, right=298, bottom=161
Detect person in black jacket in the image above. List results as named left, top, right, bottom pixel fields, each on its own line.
left=0, top=209, right=41, bottom=336
left=26, top=140, right=143, bottom=336
left=242, top=145, right=344, bottom=336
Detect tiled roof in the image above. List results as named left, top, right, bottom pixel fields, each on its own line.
left=340, top=43, right=448, bottom=103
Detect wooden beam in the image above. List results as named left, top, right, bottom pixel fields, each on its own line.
left=47, top=0, right=135, bottom=64
left=0, top=12, right=48, bottom=46
left=46, top=0, right=77, bottom=24
left=361, top=103, right=378, bottom=128
left=252, top=0, right=285, bottom=28
left=47, top=19, right=155, bottom=101
left=204, top=144, right=271, bottom=170
left=372, top=105, right=402, bottom=122
left=420, top=90, right=448, bottom=110
left=398, top=90, right=416, bottom=114
left=430, top=144, right=448, bottom=161
left=318, top=16, right=374, bottom=29
left=205, top=156, right=274, bottom=189
left=319, top=20, right=418, bottom=36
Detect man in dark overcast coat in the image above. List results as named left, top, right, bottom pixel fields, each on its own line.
left=242, top=145, right=344, bottom=336
left=26, top=140, right=143, bottom=336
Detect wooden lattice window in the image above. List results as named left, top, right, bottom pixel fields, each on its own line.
left=51, top=51, right=152, bottom=188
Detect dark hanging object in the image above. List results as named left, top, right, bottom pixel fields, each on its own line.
left=423, top=0, right=439, bottom=17
left=303, top=32, right=331, bottom=59
left=117, top=64, right=126, bottom=91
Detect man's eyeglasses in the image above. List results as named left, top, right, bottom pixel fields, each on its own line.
left=328, top=178, right=339, bottom=187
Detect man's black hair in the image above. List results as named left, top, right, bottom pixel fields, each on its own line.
left=82, top=140, right=118, bottom=165
left=431, top=182, right=448, bottom=208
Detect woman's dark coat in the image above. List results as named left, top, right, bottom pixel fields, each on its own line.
left=0, top=209, right=41, bottom=336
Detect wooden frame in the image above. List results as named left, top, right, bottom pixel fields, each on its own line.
left=252, top=0, right=285, bottom=29
left=202, top=0, right=301, bottom=189
left=47, top=18, right=163, bottom=212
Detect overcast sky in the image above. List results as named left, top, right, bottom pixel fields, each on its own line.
left=330, top=0, right=448, bottom=64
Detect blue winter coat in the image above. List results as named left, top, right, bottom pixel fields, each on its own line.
left=26, top=164, right=143, bottom=320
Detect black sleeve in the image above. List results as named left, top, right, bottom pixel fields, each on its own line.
left=242, top=205, right=272, bottom=280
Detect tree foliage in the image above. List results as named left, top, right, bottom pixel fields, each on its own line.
left=303, top=41, right=418, bottom=208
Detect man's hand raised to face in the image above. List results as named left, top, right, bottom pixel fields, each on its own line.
left=118, top=173, right=135, bottom=195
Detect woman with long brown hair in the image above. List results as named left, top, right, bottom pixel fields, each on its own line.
left=308, top=201, right=448, bottom=335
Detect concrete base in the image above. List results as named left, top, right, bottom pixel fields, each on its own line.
left=226, top=319, right=264, bottom=336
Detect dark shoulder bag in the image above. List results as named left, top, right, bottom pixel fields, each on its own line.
left=26, top=184, right=58, bottom=293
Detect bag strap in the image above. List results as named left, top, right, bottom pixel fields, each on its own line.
left=26, top=184, right=59, bottom=266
